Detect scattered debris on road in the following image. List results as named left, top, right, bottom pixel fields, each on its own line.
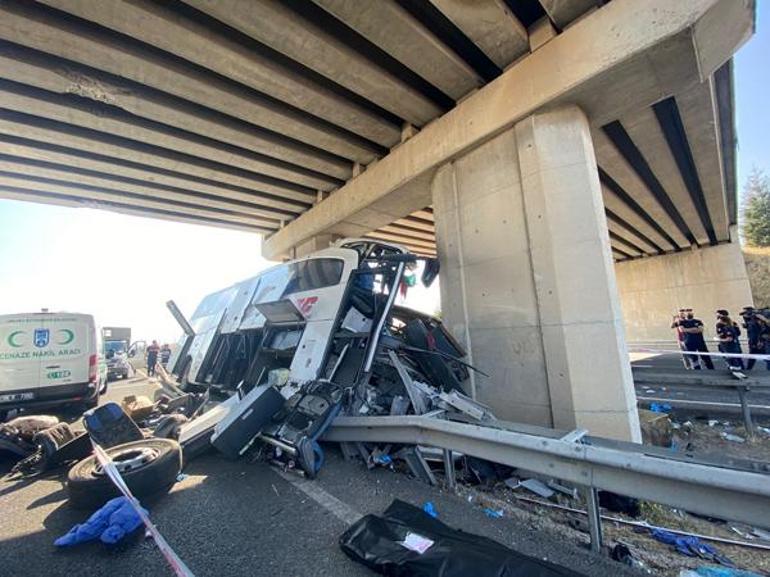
left=54, top=496, right=146, bottom=547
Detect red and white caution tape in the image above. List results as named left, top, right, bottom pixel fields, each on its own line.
left=92, top=443, right=196, bottom=577
left=629, top=347, right=770, bottom=361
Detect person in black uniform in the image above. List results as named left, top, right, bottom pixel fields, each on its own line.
left=756, top=310, right=770, bottom=370
left=146, top=340, right=160, bottom=377
left=715, top=310, right=743, bottom=371
left=675, top=309, right=714, bottom=370
left=741, top=307, right=765, bottom=370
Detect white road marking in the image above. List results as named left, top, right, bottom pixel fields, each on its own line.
left=637, top=396, right=770, bottom=411
left=275, top=468, right=362, bottom=526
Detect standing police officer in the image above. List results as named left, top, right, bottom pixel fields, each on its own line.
left=741, top=307, right=764, bottom=370
left=716, top=310, right=743, bottom=371
left=675, top=308, right=714, bottom=370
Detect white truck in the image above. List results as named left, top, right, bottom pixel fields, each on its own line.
left=0, top=311, right=107, bottom=419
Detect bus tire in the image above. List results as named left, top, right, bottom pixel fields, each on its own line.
left=67, top=438, right=182, bottom=509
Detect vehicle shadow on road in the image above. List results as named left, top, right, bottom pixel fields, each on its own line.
left=27, top=482, right=67, bottom=510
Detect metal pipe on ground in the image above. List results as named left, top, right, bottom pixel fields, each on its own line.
left=505, top=494, right=770, bottom=552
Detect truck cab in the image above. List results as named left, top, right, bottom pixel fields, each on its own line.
left=103, top=326, right=132, bottom=381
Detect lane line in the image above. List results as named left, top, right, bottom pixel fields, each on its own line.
left=637, top=396, right=770, bottom=411
left=275, top=468, right=362, bottom=526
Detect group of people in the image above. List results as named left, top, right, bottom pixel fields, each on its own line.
left=145, top=340, right=172, bottom=377
left=671, top=307, right=770, bottom=372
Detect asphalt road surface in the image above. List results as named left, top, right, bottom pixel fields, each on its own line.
left=0, top=375, right=644, bottom=577
left=0, top=405, right=642, bottom=577
left=631, top=351, right=770, bottom=416
left=0, top=363, right=766, bottom=577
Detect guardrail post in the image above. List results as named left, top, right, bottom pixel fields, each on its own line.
left=584, top=487, right=603, bottom=553
left=442, top=449, right=456, bottom=490
left=737, top=385, right=754, bottom=438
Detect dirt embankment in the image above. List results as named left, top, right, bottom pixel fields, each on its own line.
left=743, top=246, right=770, bottom=308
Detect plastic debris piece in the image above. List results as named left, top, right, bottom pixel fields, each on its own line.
left=708, top=420, right=719, bottom=427
left=547, top=480, right=578, bottom=499
left=651, top=529, right=734, bottom=566
left=721, top=433, right=745, bottom=443
left=176, top=473, right=189, bottom=481
left=503, top=477, right=520, bottom=490
left=694, top=568, right=764, bottom=577
left=401, top=532, right=434, bottom=554
left=422, top=502, right=438, bottom=518
left=375, top=454, right=393, bottom=466
left=729, top=527, right=752, bottom=540
left=519, top=478, right=555, bottom=499
left=650, top=402, right=672, bottom=413
left=483, top=508, right=504, bottom=519
left=55, top=496, right=146, bottom=547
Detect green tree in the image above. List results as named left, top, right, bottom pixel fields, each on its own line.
left=742, top=168, right=770, bottom=246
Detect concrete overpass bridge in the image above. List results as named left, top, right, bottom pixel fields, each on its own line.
left=0, top=0, right=756, bottom=441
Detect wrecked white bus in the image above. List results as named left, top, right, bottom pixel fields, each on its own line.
left=165, top=238, right=485, bottom=475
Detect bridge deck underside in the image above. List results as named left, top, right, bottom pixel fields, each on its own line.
left=0, top=0, right=736, bottom=262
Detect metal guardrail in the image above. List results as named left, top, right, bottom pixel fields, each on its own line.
left=323, top=415, right=770, bottom=549
left=632, top=368, right=770, bottom=436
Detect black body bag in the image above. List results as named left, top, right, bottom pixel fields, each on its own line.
left=339, top=500, right=587, bottom=577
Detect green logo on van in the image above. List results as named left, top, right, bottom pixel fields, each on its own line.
left=7, top=331, right=23, bottom=347
left=6, top=329, right=75, bottom=348
left=47, top=370, right=71, bottom=379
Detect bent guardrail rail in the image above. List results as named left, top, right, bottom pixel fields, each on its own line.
left=323, top=415, right=770, bottom=535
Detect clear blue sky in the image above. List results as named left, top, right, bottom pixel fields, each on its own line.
left=0, top=10, right=767, bottom=340
left=735, top=0, right=770, bottom=190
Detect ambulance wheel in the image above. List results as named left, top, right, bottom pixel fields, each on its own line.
left=67, top=438, right=182, bottom=509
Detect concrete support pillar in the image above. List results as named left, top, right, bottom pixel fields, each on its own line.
left=433, top=105, right=640, bottom=442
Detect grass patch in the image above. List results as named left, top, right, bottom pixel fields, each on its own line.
left=743, top=247, right=770, bottom=308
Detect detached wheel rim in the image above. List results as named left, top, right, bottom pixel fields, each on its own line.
left=94, top=447, right=159, bottom=475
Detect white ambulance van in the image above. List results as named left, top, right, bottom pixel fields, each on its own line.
left=0, top=311, right=106, bottom=418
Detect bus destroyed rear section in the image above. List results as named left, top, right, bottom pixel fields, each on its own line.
left=165, top=239, right=493, bottom=477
